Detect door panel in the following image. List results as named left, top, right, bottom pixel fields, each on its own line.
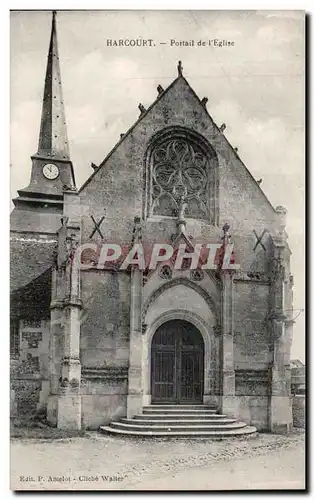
left=151, top=320, right=204, bottom=403
left=151, top=350, right=176, bottom=402
left=180, top=350, right=203, bottom=402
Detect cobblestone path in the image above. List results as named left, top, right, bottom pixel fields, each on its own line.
left=10, top=429, right=305, bottom=491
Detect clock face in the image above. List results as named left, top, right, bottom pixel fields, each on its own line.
left=42, top=163, right=59, bottom=180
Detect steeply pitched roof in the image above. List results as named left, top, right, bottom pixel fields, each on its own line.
left=78, top=75, right=183, bottom=193
left=78, top=72, right=276, bottom=213
left=10, top=237, right=56, bottom=293
left=290, top=359, right=305, bottom=368
left=35, top=11, right=70, bottom=161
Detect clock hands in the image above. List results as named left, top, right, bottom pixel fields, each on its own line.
left=43, top=164, right=59, bottom=180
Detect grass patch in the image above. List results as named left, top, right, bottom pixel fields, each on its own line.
left=10, top=415, right=87, bottom=440
left=10, top=425, right=86, bottom=440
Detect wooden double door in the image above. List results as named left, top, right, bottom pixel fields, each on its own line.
left=151, top=320, right=204, bottom=404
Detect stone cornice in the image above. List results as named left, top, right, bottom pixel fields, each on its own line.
left=50, top=299, right=65, bottom=310
left=81, top=366, right=128, bottom=381
left=235, top=369, right=269, bottom=383
left=234, top=277, right=270, bottom=285
left=63, top=298, right=83, bottom=309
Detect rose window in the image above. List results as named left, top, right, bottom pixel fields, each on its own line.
left=151, top=139, right=211, bottom=220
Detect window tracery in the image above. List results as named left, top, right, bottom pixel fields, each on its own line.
left=158, top=265, right=173, bottom=280
left=147, top=134, right=218, bottom=224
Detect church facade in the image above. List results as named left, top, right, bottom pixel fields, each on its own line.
left=10, top=13, right=294, bottom=433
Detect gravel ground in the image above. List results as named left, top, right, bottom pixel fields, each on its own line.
left=10, top=429, right=305, bottom=491
left=135, top=446, right=305, bottom=490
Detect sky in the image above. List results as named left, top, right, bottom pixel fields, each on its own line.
left=10, top=10, right=305, bottom=361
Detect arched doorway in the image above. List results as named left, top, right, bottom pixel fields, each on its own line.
left=151, top=319, right=204, bottom=404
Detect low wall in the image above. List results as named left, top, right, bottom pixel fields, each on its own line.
left=47, top=366, right=129, bottom=430
left=291, top=365, right=305, bottom=429
left=80, top=366, right=128, bottom=429
left=10, top=359, right=46, bottom=419
left=292, top=395, right=305, bottom=429
left=235, top=369, right=269, bottom=430
left=236, top=396, right=269, bottom=431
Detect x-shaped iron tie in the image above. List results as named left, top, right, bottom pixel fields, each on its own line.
left=89, top=215, right=105, bottom=239
left=253, top=229, right=267, bottom=251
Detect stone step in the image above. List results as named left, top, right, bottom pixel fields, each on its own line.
left=143, top=405, right=217, bottom=410
left=142, top=408, right=218, bottom=414
left=99, top=404, right=257, bottom=438
left=134, top=413, right=228, bottom=420
left=110, top=421, right=247, bottom=432
left=99, top=425, right=258, bottom=438
left=120, top=418, right=237, bottom=425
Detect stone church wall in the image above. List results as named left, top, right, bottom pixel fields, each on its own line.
left=234, top=281, right=271, bottom=368
left=235, top=369, right=270, bottom=431
left=78, top=270, right=131, bottom=428
left=80, top=270, right=130, bottom=367
left=80, top=374, right=128, bottom=429
left=233, top=281, right=271, bottom=430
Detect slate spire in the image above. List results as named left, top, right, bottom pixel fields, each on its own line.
left=36, top=11, right=70, bottom=160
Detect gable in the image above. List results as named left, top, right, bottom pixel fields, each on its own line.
left=77, top=75, right=278, bottom=245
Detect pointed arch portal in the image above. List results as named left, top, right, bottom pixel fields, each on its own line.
left=151, top=319, right=204, bottom=403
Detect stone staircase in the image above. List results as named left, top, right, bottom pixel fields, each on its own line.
left=100, top=405, right=257, bottom=437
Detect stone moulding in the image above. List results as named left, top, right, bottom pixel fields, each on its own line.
left=234, top=270, right=270, bottom=284
left=11, top=373, right=42, bottom=381
left=237, top=278, right=270, bottom=284
left=235, top=369, right=271, bottom=396
left=81, top=367, right=128, bottom=381
left=235, top=369, right=270, bottom=383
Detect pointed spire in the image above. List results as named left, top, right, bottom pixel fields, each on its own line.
left=36, top=11, right=70, bottom=160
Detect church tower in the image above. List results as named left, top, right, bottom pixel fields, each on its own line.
left=10, top=12, right=76, bottom=395
left=11, top=11, right=75, bottom=232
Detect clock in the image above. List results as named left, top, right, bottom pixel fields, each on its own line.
left=42, top=163, right=59, bottom=180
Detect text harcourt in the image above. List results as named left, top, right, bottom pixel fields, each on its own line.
left=106, top=38, right=155, bottom=47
